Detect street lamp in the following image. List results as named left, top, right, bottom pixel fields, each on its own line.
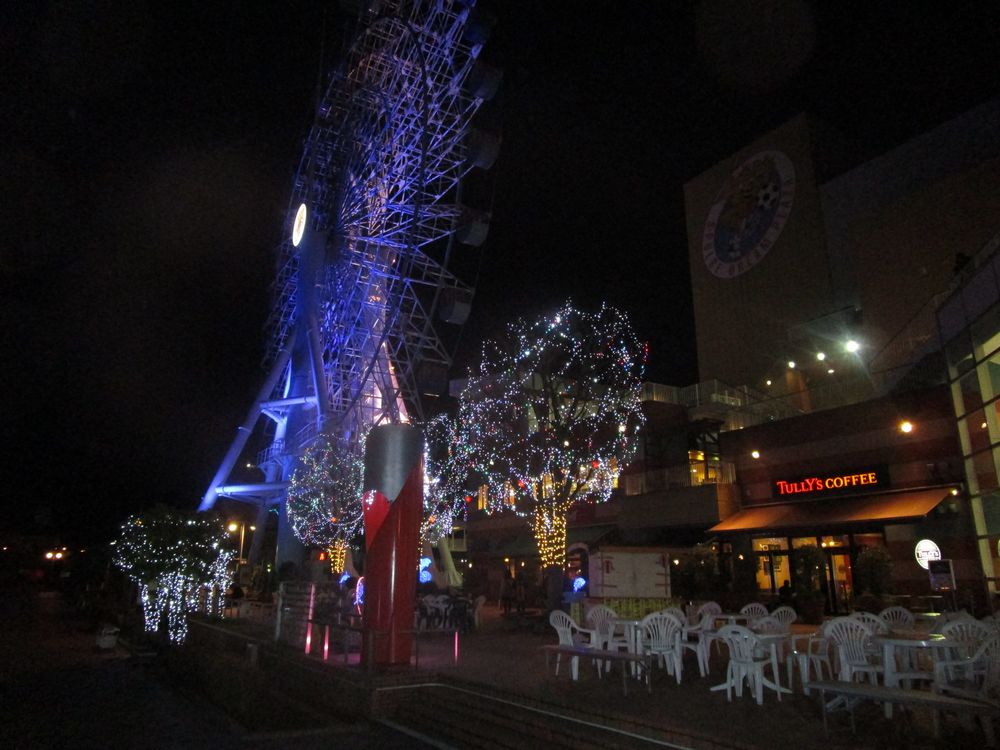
left=228, top=521, right=251, bottom=564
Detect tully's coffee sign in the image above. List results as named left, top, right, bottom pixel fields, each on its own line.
left=773, top=466, right=888, bottom=498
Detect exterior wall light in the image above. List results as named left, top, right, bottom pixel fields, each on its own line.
left=845, top=340, right=860, bottom=353
left=899, top=421, right=914, bottom=434
left=816, top=352, right=826, bottom=361
left=787, top=361, right=796, bottom=369
left=751, top=450, right=761, bottom=459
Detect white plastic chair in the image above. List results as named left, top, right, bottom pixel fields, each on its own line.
left=942, top=617, right=994, bottom=648
left=771, top=605, right=797, bottom=630
left=793, top=618, right=836, bottom=695
left=740, top=602, right=768, bottom=620
left=941, top=618, right=995, bottom=669
left=827, top=616, right=882, bottom=684
left=850, top=610, right=889, bottom=635
left=640, top=611, right=685, bottom=684
left=752, top=615, right=785, bottom=634
left=585, top=604, right=629, bottom=654
left=661, top=606, right=689, bottom=625
left=933, top=635, right=1000, bottom=744
left=549, top=610, right=601, bottom=680
left=715, top=624, right=773, bottom=705
left=879, top=605, right=915, bottom=631
left=695, top=601, right=722, bottom=622
left=682, top=611, right=715, bottom=677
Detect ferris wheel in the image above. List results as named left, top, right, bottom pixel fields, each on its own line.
left=200, top=0, right=500, bottom=543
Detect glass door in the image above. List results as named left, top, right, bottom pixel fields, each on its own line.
left=824, top=551, right=853, bottom=614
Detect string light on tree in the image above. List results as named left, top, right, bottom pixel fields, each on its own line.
left=286, top=435, right=365, bottom=573
left=113, top=507, right=234, bottom=644
left=421, top=413, right=473, bottom=547
left=458, top=301, right=646, bottom=568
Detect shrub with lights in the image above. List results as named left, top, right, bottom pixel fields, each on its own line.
left=113, top=506, right=234, bottom=644
left=458, top=301, right=646, bottom=568
left=286, top=434, right=365, bottom=573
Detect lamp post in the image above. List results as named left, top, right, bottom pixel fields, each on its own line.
left=228, top=521, right=256, bottom=564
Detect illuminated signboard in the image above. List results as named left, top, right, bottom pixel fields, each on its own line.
left=772, top=466, right=887, bottom=498
left=914, top=539, right=942, bottom=570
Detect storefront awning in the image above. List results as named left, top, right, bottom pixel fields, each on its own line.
left=708, top=488, right=950, bottom=534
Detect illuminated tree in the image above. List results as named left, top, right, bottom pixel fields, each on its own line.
left=422, top=413, right=474, bottom=585
left=459, top=302, right=646, bottom=568
left=113, top=507, right=233, bottom=644
left=286, top=435, right=365, bottom=573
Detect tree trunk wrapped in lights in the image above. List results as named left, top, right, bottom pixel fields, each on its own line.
left=459, top=301, right=646, bottom=569
left=327, top=539, right=349, bottom=574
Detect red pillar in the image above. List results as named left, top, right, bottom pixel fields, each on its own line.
left=361, top=424, right=423, bottom=667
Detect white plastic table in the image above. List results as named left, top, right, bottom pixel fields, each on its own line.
left=873, top=632, right=956, bottom=717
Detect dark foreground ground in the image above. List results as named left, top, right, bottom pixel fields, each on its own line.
left=0, top=591, right=430, bottom=750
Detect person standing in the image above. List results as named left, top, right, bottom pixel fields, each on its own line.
left=501, top=569, right=514, bottom=615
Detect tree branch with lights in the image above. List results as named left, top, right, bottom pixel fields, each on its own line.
left=458, top=301, right=646, bottom=568
left=113, top=507, right=234, bottom=644
left=286, top=435, right=365, bottom=573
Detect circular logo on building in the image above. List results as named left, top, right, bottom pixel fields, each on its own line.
left=702, top=150, right=795, bottom=279
left=914, top=538, right=941, bottom=570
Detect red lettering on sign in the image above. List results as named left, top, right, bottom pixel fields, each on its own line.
left=776, top=470, right=881, bottom=496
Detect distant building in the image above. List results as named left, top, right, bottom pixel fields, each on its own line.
left=685, top=100, right=1000, bottom=414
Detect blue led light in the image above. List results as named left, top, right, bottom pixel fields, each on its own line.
left=572, top=577, right=587, bottom=593
left=339, top=571, right=351, bottom=585
left=419, top=570, right=433, bottom=584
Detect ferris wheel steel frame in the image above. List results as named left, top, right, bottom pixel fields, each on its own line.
left=200, top=0, right=498, bottom=523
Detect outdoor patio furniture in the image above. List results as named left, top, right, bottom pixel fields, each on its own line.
left=807, top=679, right=1000, bottom=743
left=586, top=604, right=630, bottom=661
left=879, top=605, right=915, bottom=631
left=712, top=624, right=781, bottom=705
left=740, top=602, right=768, bottom=620
left=932, top=635, right=1000, bottom=745
left=640, top=611, right=685, bottom=684
left=694, top=601, right=722, bottom=622
left=793, top=619, right=836, bottom=695
left=850, top=610, right=889, bottom=635
left=828, top=616, right=882, bottom=684
left=771, top=605, right=797, bottom=629
left=548, top=610, right=601, bottom=680
left=660, top=606, right=689, bottom=626
left=941, top=618, right=994, bottom=651
left=681, top=611, right=716, bottom=677
left=752, top=615, right=785, bottom=636
left=940, top=618, right=995, bottom=671
left=931, top=610, right=975, bottom=633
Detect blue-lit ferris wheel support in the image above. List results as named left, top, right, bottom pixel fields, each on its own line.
left=200, top=0, right=500, bottom=570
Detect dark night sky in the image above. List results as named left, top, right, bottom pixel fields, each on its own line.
left=3, top=1, right=1000, bottom=541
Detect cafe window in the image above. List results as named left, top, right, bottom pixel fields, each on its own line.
left=753, top=536, right=789, bottom=594
left=791, top=537, right=818, bottom=549
left=819, top=535, right=848, bottom=548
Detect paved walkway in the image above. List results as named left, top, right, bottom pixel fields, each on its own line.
left=0, top=591, right=430, bottom=750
